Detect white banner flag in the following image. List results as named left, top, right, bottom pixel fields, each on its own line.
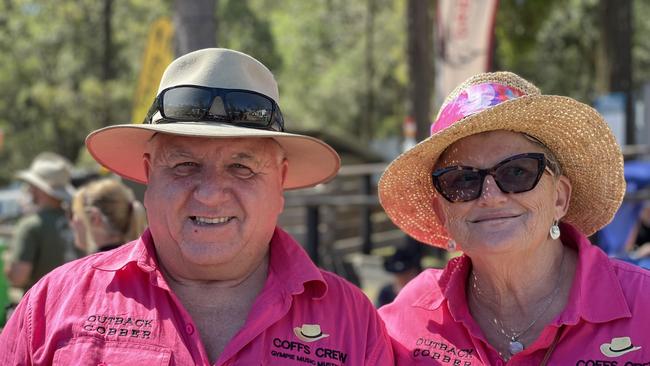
left=435, top=0, right=499, bottom=108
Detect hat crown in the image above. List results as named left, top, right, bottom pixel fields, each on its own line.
left=299, top=324, right=322, bottom=335
left=609, top=337, right=633, bottom=347
left=27, top=152, right=72, bottom=188
left=432, top=72, right=541, bottom=135
left=157, top=48, right=280, bottom=104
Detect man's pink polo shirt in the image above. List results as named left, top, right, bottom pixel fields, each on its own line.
left=379, top=223, right=650, bottom=365
left=1, top=227, right=393, bottom=366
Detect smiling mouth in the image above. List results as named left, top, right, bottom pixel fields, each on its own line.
left=190, top=216, right=234, bottom=225
left=469, top=215, right=520, bottom=224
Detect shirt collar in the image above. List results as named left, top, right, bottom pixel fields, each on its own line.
left=92, top=228, right=158, bottom=272
left=416, top=223, right=632, bottom=325
left=411, top=255, right=470, bottom=312
left=91, top=227, right=328, bottom=298
left=554, top=223, right=631, bottom=325
left=267, top=227, right=328, bottom=299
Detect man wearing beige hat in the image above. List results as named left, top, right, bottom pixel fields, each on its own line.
left=0, top=48, right=393, bottom=365
left=4, top=152, right=78, bottom=292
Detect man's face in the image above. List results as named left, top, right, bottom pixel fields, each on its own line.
left=143, top=135, right=287, bottom=280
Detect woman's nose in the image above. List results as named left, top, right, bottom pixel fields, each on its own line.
left=478, top=174, right=507, bottom=204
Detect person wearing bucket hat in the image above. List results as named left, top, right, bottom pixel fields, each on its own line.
left=0, top=48, right=393, bottom=365
left=4, top=152, right=79, bottom=292
left=377, top=71, right=650, bottom=364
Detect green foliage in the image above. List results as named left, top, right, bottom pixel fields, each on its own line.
left=3, top=0, right=650, bottom=186
left=222, top=0, right=408, bottom=139
left=0, top=0, right=168, bottom=184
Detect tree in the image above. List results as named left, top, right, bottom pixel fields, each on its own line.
left=173, top=0, right=217, bottom=55
left=0, top=0, right=168, bottom=183
left=406, top=0, right=433, bottom=142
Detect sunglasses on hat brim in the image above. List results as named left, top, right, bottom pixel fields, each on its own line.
left=432, top=153, right=554, bottom=203
left=143, top=85, right=285, bottom=132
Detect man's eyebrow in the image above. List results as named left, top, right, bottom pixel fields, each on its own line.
left=231, top=152, right=257, bottom=161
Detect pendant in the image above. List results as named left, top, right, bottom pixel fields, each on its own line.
left=508, top=339, right=524, bottom=355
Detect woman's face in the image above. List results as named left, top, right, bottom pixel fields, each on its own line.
left=434, top=131, right=571, bottom=257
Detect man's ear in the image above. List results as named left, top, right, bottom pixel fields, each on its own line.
left=143, top=153, right=151, bottom=180
left=280, top=158, right=289, bottom=186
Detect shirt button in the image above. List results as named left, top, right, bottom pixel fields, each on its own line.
left=185, top=323, right=194, bottom=334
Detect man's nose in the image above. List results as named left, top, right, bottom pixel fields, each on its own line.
left=192, top=170, right=231, bottom=204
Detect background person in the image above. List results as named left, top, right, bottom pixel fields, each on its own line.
left=376, top=236, right=422, bottom=307
left=0, top=48, right=393, bottom=365
left=378, top=72, right=650, bottom=364
left=69, top=178, right=147, bottom=253
left=3, top=152, right=78, bottom=292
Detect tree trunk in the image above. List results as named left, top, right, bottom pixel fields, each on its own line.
left=407, top=0, right=434, bottom=143
left=173, top=0, right=218, bottom=56
left=599, top=0, right=634, bottom=144
left=361, top=0, right=375, bottom=144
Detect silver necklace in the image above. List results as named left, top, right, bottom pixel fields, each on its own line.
left=470, top=249, right=565, bottom=357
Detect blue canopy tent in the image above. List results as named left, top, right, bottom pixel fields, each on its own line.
left=596, top=160, right=650, bottom=268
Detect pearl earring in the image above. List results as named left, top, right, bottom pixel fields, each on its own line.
left=550, top=220, right=561, bottom=240
left=447, top=239, right=457, bottom=251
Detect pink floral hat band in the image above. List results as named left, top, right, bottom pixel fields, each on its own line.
left=432, top=83, right=526, bottom=135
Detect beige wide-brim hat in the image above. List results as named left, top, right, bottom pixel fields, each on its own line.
left=293, top=324, right=329, bottom=342
left=86, top=48, right=340, bottom=190
left=378, top=72, right=625, bottom=248
left=16, top=152, right=75, bottom=202
left=600, top=337, right=641, bottom=357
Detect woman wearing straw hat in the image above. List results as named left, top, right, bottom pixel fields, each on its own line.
left=378, top=72, right=650, bottom=364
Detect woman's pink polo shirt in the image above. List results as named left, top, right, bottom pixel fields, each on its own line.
left=379, top=223, right=650, bottom=365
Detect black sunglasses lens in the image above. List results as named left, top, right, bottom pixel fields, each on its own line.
left=224, top=91, right=274, bottom=125
left=435, top=169, right=483, bottom=202
left=494, top=157, right=543, bottom=193
left=162, top=87, right=213, bottom=120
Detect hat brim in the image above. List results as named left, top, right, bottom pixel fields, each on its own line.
left=293, top=327, right=329, bottom=342
left=599, top=344, right=641, bottom=357
left=85, top=122, right=341, bottom=190
left=16, top=171, right=74, bottom=202
left=378, top=95, right=625, bottom=248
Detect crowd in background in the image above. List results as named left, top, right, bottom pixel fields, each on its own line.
left=0, top=152, right=146, bottom=326
left=1, top=151, right=650, bottom=326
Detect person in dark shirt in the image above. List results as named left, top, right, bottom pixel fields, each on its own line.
left=4, top=152, right=78, bottom=292
left=376, top=237, right=422, bottom=307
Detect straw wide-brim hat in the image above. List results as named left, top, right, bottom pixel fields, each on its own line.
left=86, top=48, right=340, bottom=190
left=16, top=152, right=75, bottom=202
left=379, top=71, right=625, bottom=248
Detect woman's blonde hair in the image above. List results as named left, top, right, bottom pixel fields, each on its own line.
left=72, top=178, right=147, bottom=251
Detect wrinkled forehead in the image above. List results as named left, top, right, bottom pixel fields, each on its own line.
left=146, top=134, right=283, bottom=161
left=436, top=130, right=543, bottom=168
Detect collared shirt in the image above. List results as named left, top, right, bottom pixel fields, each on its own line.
left=379, top=223, right=650, bottom=366
left=0, top=227, right=393, bottom=366
left=9, top=207, right=78, bottom=290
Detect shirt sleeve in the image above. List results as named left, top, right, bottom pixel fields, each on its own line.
left=364, top=300, right=396, bottom=365
left=0, top=293, right=33, bottom=365
left=10, top=217, right=41, bottom=263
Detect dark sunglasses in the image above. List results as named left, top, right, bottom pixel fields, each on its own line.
left=432, top=153, right=554, bottom=203
left=143, top=85, right=285, bottom=132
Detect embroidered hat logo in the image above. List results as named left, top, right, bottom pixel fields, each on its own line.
left=293, top=324, right=329, bottom=343
left=600, top=337, right=642, bottom=357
